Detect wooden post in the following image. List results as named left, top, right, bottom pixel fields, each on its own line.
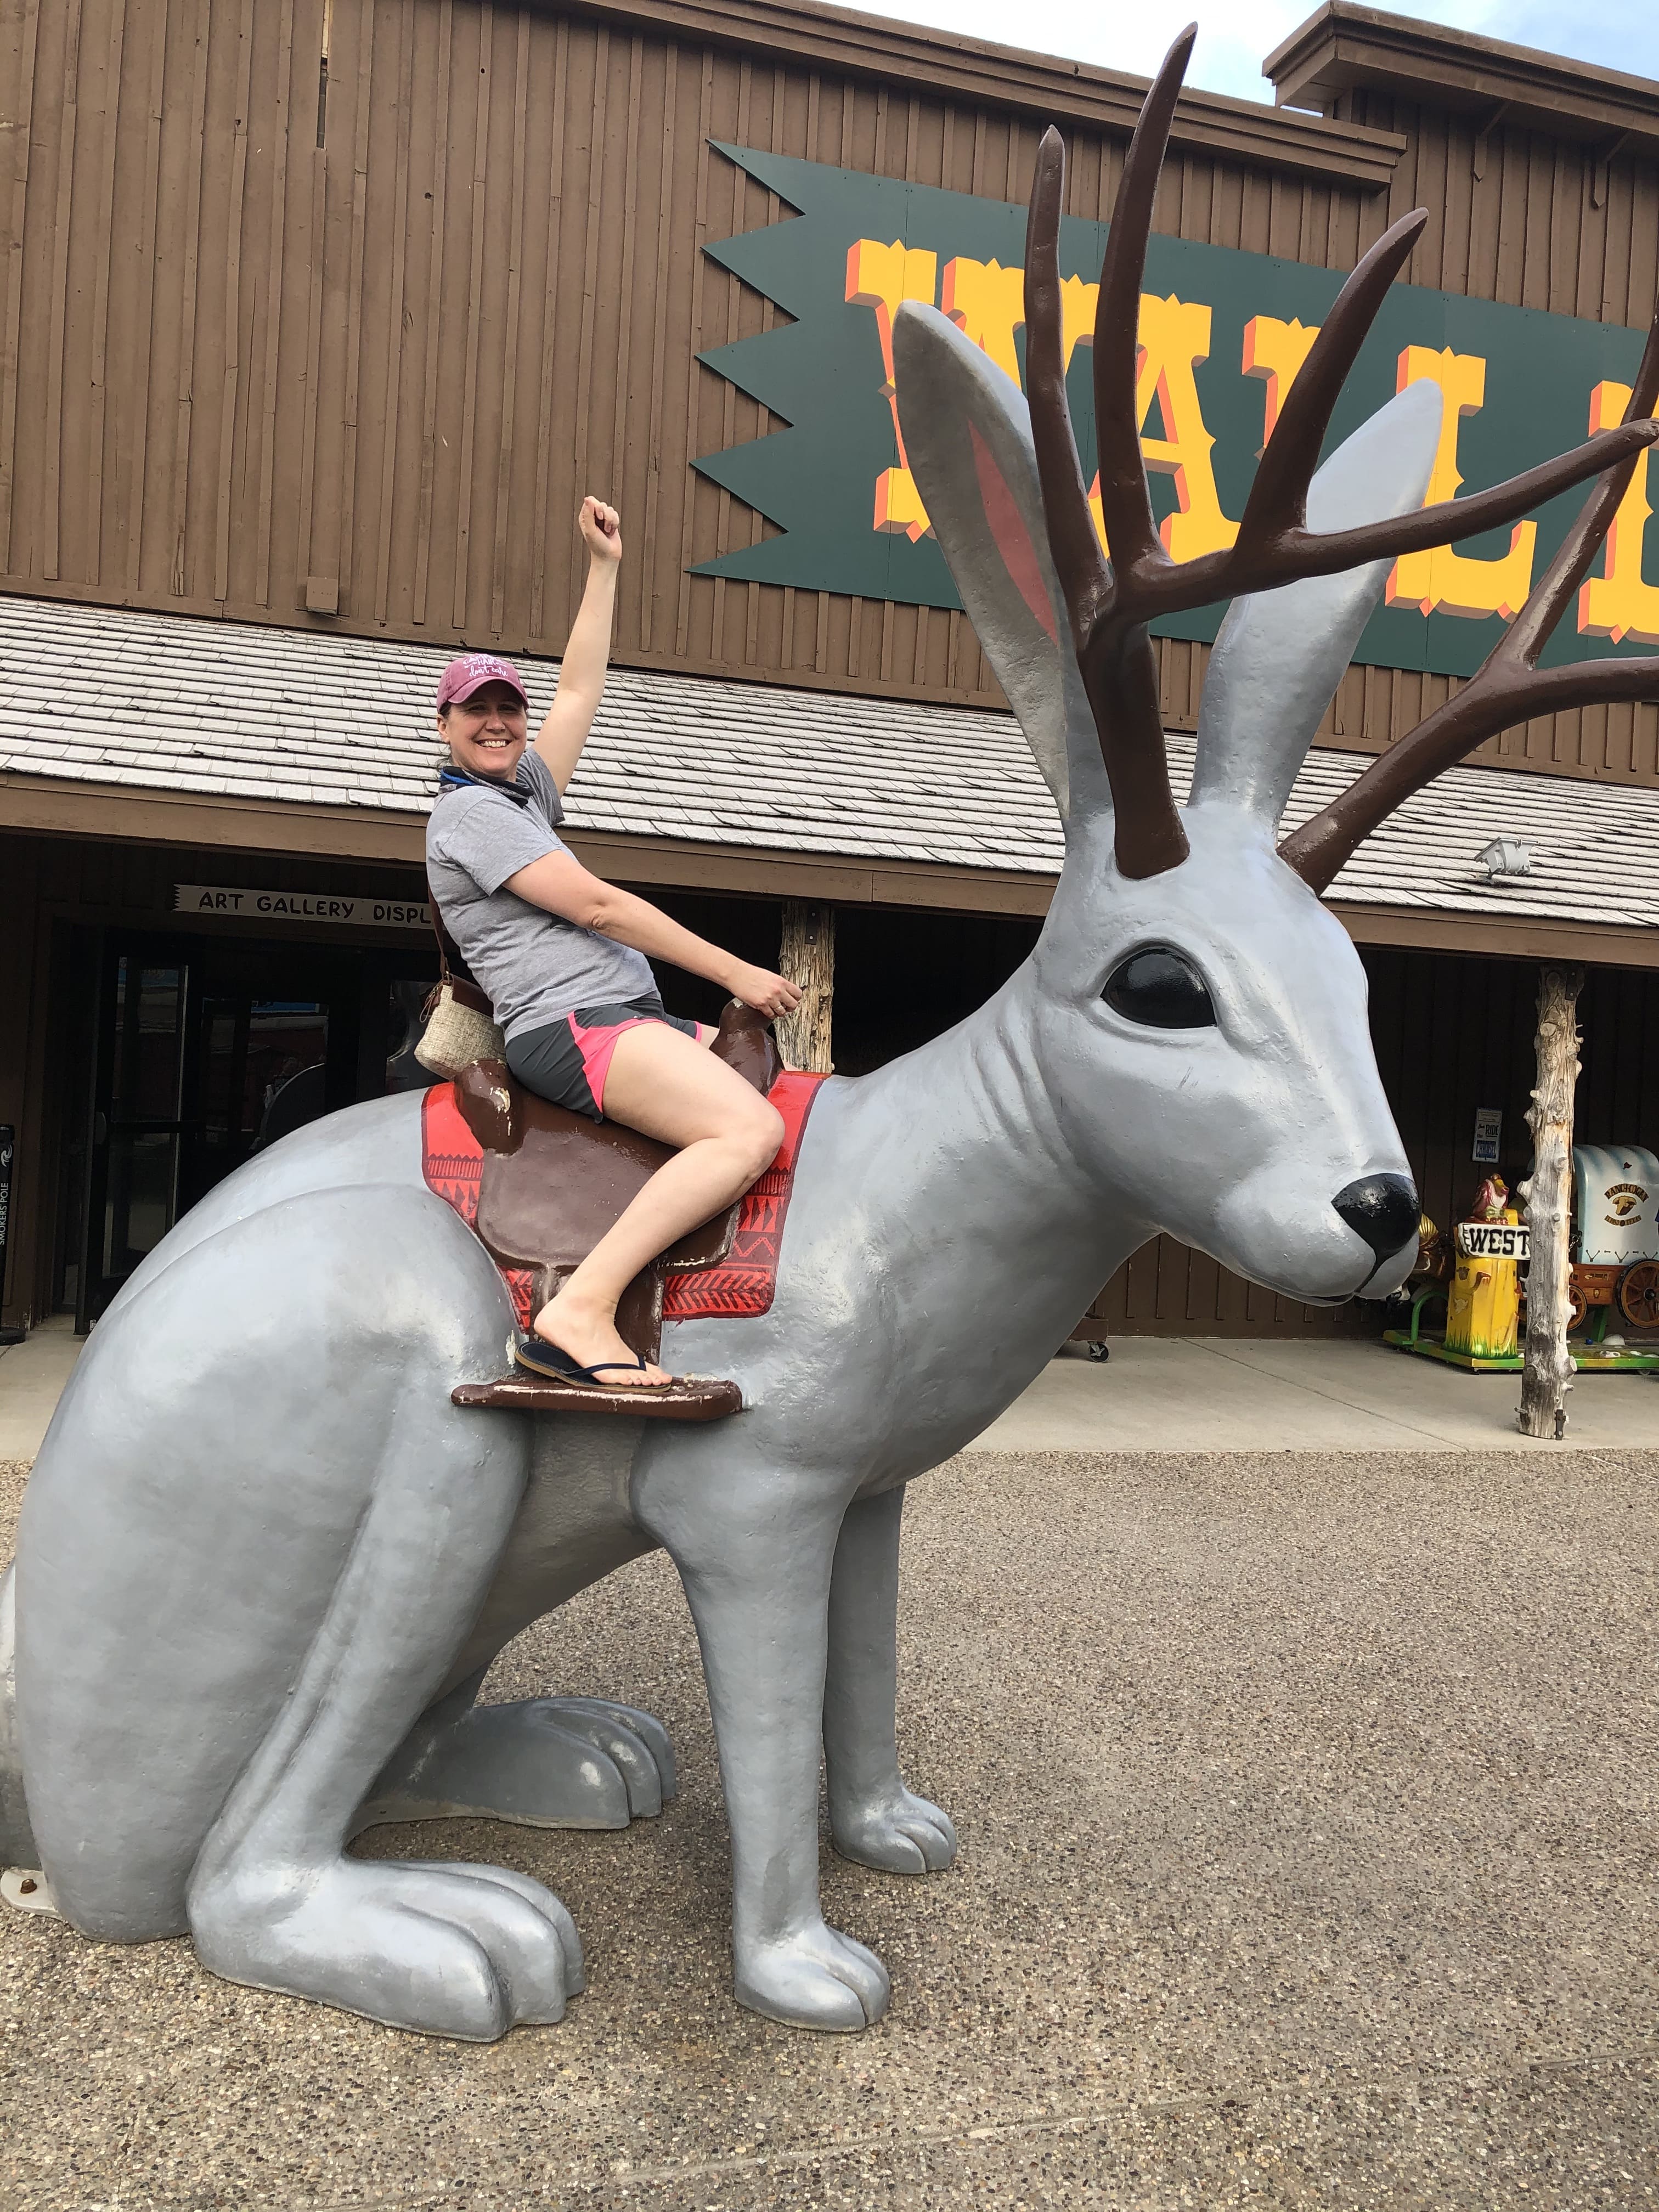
left=776, top=901, right=836, bottom=1074
left=1517, top=964, right=1584, bottom=1440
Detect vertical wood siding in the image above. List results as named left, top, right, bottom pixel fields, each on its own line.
left=2, top=0, right=1656, bottom=780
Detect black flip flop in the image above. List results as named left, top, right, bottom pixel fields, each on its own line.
left=513, top=1333, right=676, bottom=1390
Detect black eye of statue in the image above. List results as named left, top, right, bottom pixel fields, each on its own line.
left=1102, top=947, right=1216, bottom=1030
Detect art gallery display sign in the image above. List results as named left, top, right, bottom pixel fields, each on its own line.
left=695, top=145, right=1659, bottom=680
left=174, top=885, right=430, bottom=930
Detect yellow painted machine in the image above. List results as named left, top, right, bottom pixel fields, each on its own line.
left=1385, top=1150, right=1659, bottom=1374
left=1443, top=1211, right=1523, bottom=1360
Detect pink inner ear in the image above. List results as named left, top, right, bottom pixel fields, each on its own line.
left=968, top=420, right=1059, bottom=646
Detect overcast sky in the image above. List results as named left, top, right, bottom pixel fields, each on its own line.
left=842, top=2, right=1659, bottom=104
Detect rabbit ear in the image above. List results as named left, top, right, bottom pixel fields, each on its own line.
left=894, top=302, right=1109, bottom=827
left=1189, top=378, right=1445, bottom=832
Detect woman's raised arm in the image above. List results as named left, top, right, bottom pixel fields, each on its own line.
left=533, top=497, right=623, bottom=793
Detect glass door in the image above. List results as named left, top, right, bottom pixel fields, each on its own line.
left=81, top=953, right=192, bottom=1324
left=185, top=994, right=332, bottom=1206
left=78, top=933, right=364, bottom=1325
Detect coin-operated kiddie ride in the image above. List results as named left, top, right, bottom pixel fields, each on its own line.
left=1385, top=1149, right=1659, bottom=1372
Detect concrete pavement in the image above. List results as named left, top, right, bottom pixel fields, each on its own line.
left=0, top=1319, right=81, bottom=1462
left=4, top=1443, right=1659, bottom=2208
left=8, top=1316, right=1658, bottom=1458
left=974, top=1334, right=1659, bottom=1452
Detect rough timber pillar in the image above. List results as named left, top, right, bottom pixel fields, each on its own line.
left=1517, top=964, right=1584, bottom=1441
left=776, top=902, right=836, bottom=1074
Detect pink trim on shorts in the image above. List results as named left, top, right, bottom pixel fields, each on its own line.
left=565, top=1011, right=714, bottom=1114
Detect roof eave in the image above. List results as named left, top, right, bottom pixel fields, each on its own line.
left=548, top=0, right=1406, bottom=187
left=1266, top=1, right=1659, bottom=154
left=9, top=770, right=1659, bottom=968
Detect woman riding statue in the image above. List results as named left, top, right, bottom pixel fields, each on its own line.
left=426, top=496, right=802, bottom=1391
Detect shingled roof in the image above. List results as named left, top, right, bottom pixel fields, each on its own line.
left=2, top=591, right=1657, bottom=937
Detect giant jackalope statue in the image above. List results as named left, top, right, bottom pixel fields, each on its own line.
left=6, top=27, right=1659, bottom=2040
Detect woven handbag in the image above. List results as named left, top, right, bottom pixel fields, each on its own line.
left=415, top=873, right=507, bottom=1077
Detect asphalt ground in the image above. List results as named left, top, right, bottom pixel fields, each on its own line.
left=3, top=1446, right=1659, bottom=2209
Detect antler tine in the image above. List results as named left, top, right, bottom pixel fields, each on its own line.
left=1280, top=308, right=1659, bottom=894
left=1023, top=129, right=1109, bottom=633
left=1091, top=22, right=1195, bottom=594
left=1235, top=210, right=1428, bottom=547
left=1081, top=25, right=1196, bottom=878
left=1280, top=654, right=1659, bottom=894
left=1141, top=418, right=1657, bottom=620
left=1023, top=118, right=1190, bottom=878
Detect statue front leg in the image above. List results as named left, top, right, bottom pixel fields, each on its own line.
left=823, top=1485, right=958, bottom=1875
left=650, top=1469, right=889, bottom=2032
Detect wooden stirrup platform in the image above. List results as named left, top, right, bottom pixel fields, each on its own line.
left=451, top=1373, right=742, bottom=1421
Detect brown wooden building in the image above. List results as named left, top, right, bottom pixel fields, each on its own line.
left=4, top=0, right=1659, bottom=1336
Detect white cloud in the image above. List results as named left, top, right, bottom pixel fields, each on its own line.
left=845, top=1, right=1659, bottom=103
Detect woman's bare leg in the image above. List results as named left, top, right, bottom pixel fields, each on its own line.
left=532, top=1023, right=783, bottom=1385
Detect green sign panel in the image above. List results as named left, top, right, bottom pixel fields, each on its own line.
left=694, top=143, right=1659, bottom=679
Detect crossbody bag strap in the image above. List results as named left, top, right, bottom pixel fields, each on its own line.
left=425, top=869, right=496, bottom=1019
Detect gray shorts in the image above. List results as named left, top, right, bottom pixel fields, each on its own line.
left=504, top=995, right=706, bottom=1121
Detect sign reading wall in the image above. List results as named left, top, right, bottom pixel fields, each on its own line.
left=694, top=144, right=1658, bottom=680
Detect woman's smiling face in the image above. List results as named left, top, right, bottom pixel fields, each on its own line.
left=438, top=680, right=529, bottom=780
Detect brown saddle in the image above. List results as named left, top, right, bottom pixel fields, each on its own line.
left=447, top=1001, right=780, bottom=1420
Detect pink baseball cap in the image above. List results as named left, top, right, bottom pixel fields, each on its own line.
left=436, top=652, right=528, bottom=712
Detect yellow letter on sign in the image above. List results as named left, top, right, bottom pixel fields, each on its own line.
left=1085, top=294, right=1238, bottom=560
left=941, top=257, right=1026, bottom=381
left=940, top=260, right=1101, bottom=381
left=1135, top=295, right=1238, bottom=562
left=1059, top=275, right=1101, bottom=371
left=1578, top=380, right=1659, bottom=645
left=1387, top=346, right=1536, bottom=619
left=1241, top=314, right=1321, bottom=444
left=847, top=239, right=939, bottom=539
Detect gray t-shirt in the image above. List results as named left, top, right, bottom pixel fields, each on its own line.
left=426, top=750, right=654, bottom=1038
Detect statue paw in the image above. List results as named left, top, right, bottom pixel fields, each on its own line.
left=543, top=1696, right=678, bottom=1813
left=832, top=1788, right=958, bottom=1875
left=190, top=1857, right=584, bottom=2040
left=354, top=1695, right=676, bottom=1835
left=735, top=1920, right=890, bottom=2032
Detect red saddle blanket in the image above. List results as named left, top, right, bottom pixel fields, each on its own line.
left=422, top=1069, right=826, bottom=1327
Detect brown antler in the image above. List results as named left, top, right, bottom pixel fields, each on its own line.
left=1024, top=34, right=1189, bottom=877
left=1280, top=312, right=1659, bottom=892
left=1022, top=26, right=1659, bottom=881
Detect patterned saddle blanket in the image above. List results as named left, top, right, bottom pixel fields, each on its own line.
left=420, top=1010, right=825, bottom=1353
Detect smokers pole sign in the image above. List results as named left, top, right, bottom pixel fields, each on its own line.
left=694, top=145, right=1659, bottom=681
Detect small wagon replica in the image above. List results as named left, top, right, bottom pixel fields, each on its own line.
left=1565, top=1144, right=1659, bottom=1337
left=1384, top=1146, right=1659, bottom=1372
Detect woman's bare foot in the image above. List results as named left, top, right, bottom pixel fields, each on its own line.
left=533, top=1288, right=672, bottom=1388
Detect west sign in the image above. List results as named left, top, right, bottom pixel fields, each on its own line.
left=694, top=144, right=1659, bottom=681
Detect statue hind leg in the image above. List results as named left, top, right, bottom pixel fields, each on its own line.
left=184, top=1367, right=585, bottom=2039
left=353, top=1424, right=680, bottom=1838
left=353, top=1673, right=676, bottom=1833
left=16, top=1184, right=581, bottom=2039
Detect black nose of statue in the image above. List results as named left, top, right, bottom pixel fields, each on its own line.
left=1331, top=1173, right=1419, bottom=1266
